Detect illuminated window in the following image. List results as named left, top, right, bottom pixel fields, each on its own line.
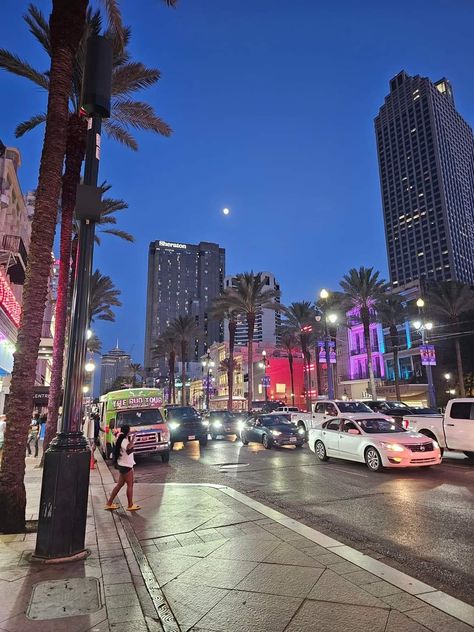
left=276, top=384, right=286, bottom=394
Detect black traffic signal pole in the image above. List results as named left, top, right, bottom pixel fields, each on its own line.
left=34, top=36, right=112, bottom=561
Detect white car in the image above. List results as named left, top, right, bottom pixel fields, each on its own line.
left=309, top=413, right=442, bottom=472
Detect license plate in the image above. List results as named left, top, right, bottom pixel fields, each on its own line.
left=188, top=435, right=195, bottom=440
left=289, top=437, right=297, bottom=443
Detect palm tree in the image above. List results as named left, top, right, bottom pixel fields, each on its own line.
left=340, top=267, right=387, bottom=400
left=87, top=332, right=102, bottom=355
left=130, top=363, right=142, bottom=388
left=281, top=302, right=318, bottom=410
left=278, top=328, right=298, bottom=406
left=222, top=273, right=279, bottom=412
left=1, top=8, right=167, bottom=465
left=89, top=270, right=122, bottom=323
left=426, top=281, right=474, bottom=397
left=0, top=0, right=89, bottom=534
left=210, top=294, right=239, bottom=411
left=377, top=295, right=406, bottom=401
left=153, top=331, right=179, bottom=404
left=168, top=316, right=200, bottom=406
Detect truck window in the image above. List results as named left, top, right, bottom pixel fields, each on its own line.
left=450, top=403, right=474, bottom=420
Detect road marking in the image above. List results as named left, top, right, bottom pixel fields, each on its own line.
left=327, top=465, right=369, bottom=478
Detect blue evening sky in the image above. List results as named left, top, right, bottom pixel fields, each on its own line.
left=2, top=0, right=474, bottom=365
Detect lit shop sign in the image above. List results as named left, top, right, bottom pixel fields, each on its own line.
left=0, top=268, right=21, bottom=327
left=112, top=396, right=163, bottom=410
left=158, top=240, right=186, bottom=249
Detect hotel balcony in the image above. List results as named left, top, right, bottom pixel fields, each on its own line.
left=0, top=234, right=28, bottom=285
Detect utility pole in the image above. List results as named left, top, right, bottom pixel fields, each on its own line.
left=35, top=36, right=112, bottom=561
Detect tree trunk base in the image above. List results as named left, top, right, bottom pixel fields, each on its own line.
left=0, top=484, right=26, bottom=534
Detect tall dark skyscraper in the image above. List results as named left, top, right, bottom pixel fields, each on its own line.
left=144, top=239, right=225, bottom=372
left=375, top=70, right=474, bottom=288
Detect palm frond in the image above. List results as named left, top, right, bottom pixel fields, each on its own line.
left=23, top=4, right=51, bottom=57
left=112, top=62, right=160, bottom=97
left=97, top=216, right=117, bottom=225
left=99, top=228, right=134, bottom=243
left=112, top=100, right=172, bottom=136
left=103, top=120, right=138, bottom=150
left=15, top=112, right=47, bottom=138
left=101, top=196, right=128, bottom=216
left=0, top=50, right=49, bottom=90
left=103, top=0, right=125, bottom=50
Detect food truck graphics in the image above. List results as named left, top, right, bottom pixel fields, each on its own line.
left=99, top=388, right=170, bottom=463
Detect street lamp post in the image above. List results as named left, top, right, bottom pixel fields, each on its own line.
left=319, top=289, right=336, bottom=400
left=35, top=36, right=112, bottom=561
left=202, top=352, right=215, bottom=410
left=259, top=350, right=269, bottom=402
left=414, top=298, right=437, bottom=409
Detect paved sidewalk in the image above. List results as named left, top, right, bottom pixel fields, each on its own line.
left=0, top=453, right=473, bottom=632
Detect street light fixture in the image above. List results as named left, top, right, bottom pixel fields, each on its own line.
left=413, top=297, right=436, bottom=409
left=319, top=289, right=336, bottom=399
left=202, top=351, right=215, bottom=410
left=84, top=360, right=95, bottom=373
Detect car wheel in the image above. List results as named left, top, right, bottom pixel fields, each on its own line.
left=365, top=446, right=383, bottom=472
left=241, top=433, right=249, bottom=445
left=464, top=451, right=474, bottom=461
left=161, top=451, right=170, bottom=463
left=315, top=440, right=328, bottom=461
left=199, top=437, right=208, bottom=447
left=262, top=434, right=272, bottom=449
left=297, top=422, right=307, bottom=441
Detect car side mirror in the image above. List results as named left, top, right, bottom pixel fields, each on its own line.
left=347, top=428, right=360, bottom=435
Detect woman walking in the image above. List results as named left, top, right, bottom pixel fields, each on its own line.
left=105, top=425, right=141, bottom=511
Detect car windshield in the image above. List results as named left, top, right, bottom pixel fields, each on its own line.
left=259, top=415, right=292, bottom=426
left=210, top=412, right=237, bottom=420
left=116, top=409, right=163, bottom=427
left=382, top=401, right=411, bottom=409
left=358, top=418, right=406, bottom=434
left=337, top=402, right=372, bottom=413
left=167, top=407, right=200, bottom=422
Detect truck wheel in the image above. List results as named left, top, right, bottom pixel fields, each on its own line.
left=419, top=430, right=444, bottom=456
left=297, top=422, right=307, bottom=441
left=161, top=451, right=170, bottom=463
left=365, top=447, right=383, bottom=472
left=315, top=440, right=328, bottom=461
left=464, top=451, right=474, bottom=461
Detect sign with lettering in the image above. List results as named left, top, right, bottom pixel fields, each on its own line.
left=112, top=395, right=163, bottom=410
left=158, top=240, right=186, bottom=249
left=420, top=345, right=436, bottom=366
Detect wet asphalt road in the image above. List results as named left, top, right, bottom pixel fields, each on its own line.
left=128, top=436, right=474, bottom=604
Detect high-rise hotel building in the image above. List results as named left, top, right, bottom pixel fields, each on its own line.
left=375, top=71, right=474, bottom=288
left=144, top=240, right=225, bottom=372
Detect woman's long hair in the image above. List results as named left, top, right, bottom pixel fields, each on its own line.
left=113, top=424, right=131, bottom=464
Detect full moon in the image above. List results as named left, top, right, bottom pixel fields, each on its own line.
left=222, top=207, right=230, bottom=216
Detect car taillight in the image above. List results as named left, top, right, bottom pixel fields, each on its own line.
left=402, top=419, right=409, bottom=429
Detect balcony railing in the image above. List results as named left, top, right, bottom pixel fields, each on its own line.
left=1, top=234, right=28, bottom=285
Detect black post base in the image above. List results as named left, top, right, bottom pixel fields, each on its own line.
left=34, top=433, right=91, bottom=560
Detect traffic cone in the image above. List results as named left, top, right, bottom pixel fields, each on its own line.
left=90, top=452, right=95, bottom=470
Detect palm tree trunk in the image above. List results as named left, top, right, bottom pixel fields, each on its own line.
left=170, top=350, right=176, bottom=404
left=288, top=352, right=295, bottom=405
left=227, top=320, right=236, bottom=411
left=301, top=341, right=310, bottom=411
left=390, top=326, right=401, bottom=401
left=43, top=114, right=87, bottom=456
left=0, top=0, right=87, bottom=534
left=455, top=337, right=466, bottom=398
left=362, top=314, right=377, bottom=400
left=247, top=314, right=255, bottom=412
left=181, top=342, right=187, bottom=405
left=315, top=344, right=322, bottom=396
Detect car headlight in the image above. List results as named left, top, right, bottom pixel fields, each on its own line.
left=212, top=421, right=223, bottom=428
left=271, top=430, right=282, bottom=436
left=202, top=420, right=209, bottom=427
left=297, top=428, right=305, bottom=435
left=168, top=422, right=180, bottom=430
left=432, top=439, right=439, bottom=449
left=380, top=442, right=404, bottom=452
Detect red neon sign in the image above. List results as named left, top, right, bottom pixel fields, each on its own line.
left=0, top=268, right=21, bottom=327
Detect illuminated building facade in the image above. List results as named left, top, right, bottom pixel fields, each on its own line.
left=375, top=71, right=474, bottom=288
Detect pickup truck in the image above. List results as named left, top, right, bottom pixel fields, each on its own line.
left=402, top=398, right=474, bottom=460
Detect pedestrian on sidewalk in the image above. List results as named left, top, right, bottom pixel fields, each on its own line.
left=105, top=424, right=141, bottom=512
left=26, top=412, right=40, bottom=457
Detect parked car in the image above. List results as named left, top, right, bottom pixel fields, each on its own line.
left=241, top=414, right=305, bottom=449
left=402, top=398, right=474, bottom=460
left=206, top=411, right=247, bottom=440
left=165, top=406, right=208, bottom=448
left=309, top=414, right=442, bottom=472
